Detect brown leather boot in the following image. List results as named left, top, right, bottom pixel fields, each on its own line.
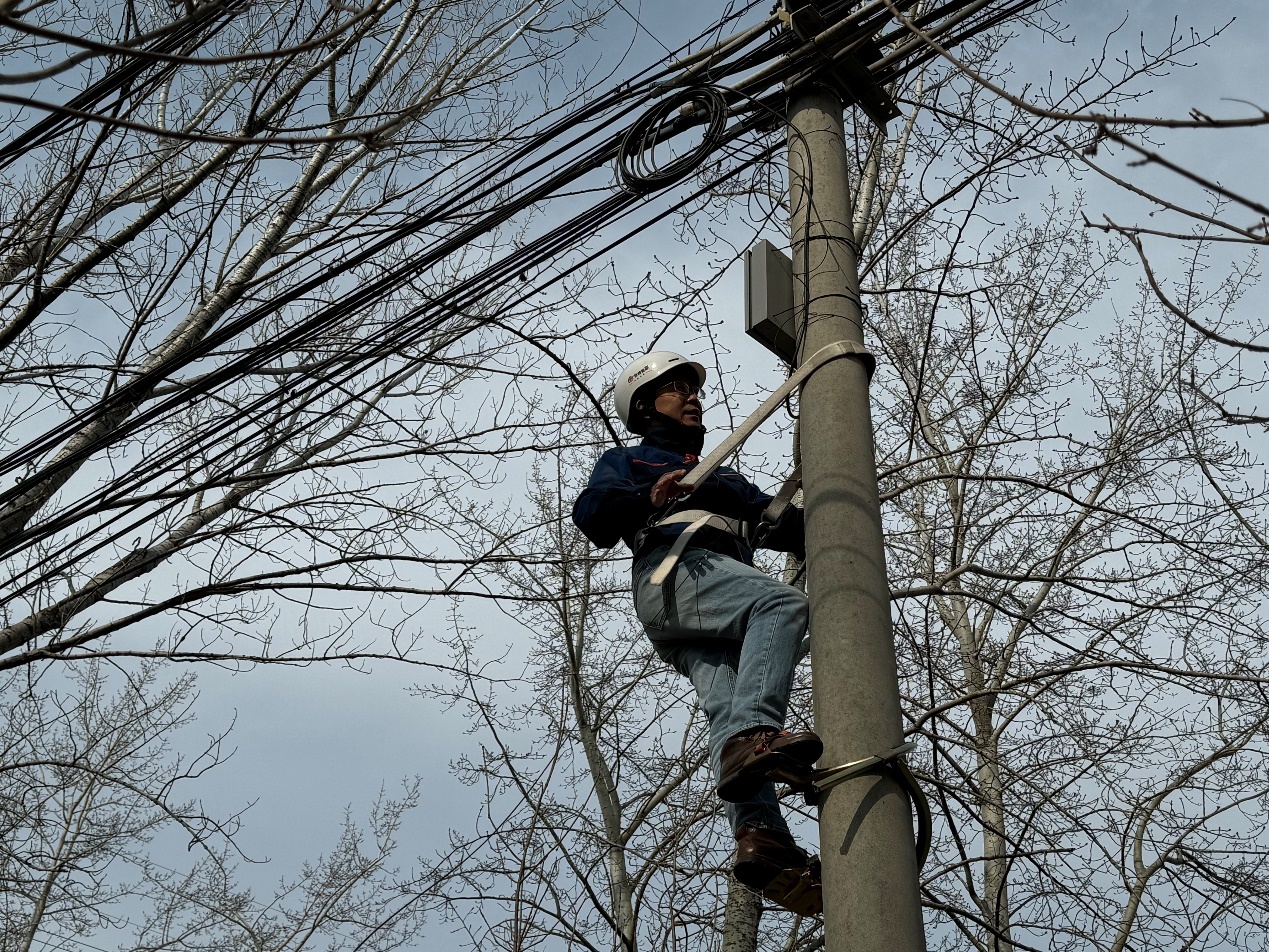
left=716, top=728, right=822, bottom=803
left=733, top=826, right=823, bottom=916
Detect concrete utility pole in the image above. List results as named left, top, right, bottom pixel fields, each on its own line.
left=789, top=85, right=927, bottom=951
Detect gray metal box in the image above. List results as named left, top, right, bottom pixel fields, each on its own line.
left=744, top=239, right=797, bottom=364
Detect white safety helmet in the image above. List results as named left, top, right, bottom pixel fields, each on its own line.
left=614, top=351, right=707, bottom=432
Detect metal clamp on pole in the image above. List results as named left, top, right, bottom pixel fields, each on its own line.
left=788, top=740, right=933, bottom=870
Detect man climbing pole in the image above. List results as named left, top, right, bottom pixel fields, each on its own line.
left=572, top=351, right=823, bottom=916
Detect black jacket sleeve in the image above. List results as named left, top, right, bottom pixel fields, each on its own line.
left=571, top=449, right=657, bottom=549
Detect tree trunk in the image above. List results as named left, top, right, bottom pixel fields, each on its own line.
left=722, top=875, right=762, bottom=952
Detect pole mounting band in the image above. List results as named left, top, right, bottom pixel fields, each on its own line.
left=806, top=740, right=915, bottom=794
left=787, top=740, right=933, bottom=869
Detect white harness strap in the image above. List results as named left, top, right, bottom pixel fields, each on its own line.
left=647, top=510, right=745, bottom=586
left=642, top=340, right=873, bottom=589
left=680, top=340, right=873, bottom=489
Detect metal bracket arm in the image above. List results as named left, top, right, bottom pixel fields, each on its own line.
left=806, top=741, right=915, bottom=795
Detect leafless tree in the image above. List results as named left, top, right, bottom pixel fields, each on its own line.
left=877, top=0, right=1269, bottom=422
left=0, top=661, right=228, bottom=950
left=835, top=12, right=1269, bottom=942
left=407, top=441, right=814, bottom=952
left=0, top=1, right=649, bottom=947
left=0, top=0, right=614, bottom=672
left=4, top=3, right=1267, bottom=952
left=869, top=191, right=1269, bottom=950
left=0, top=659, right=429, bottom=951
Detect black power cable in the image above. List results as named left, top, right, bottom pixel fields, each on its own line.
left=0, top=0, right=245, bottom=169
left=0, top=78, right=773, bottom=602
left=0, top=0, right=1043, bottom=621
left=0, top=131, right=776, bottom=614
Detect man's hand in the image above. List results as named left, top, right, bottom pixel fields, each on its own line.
left=651, top=469, right=694, bottom=507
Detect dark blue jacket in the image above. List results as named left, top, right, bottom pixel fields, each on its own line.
left=571, top=431, right=804, bottom=565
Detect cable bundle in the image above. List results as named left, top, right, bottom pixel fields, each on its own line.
left=617, top=86, right=729, bottom=194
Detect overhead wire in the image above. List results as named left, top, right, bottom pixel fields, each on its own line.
left=1, top=101, right=773, bottom=536
left=0, top=1, right=999, bottom=566
left=0, top=0, right=247, bottom=168
left=610, top=0, right=677, bottom=60
left=0, top=9, right=785, bottom=497
left=0, top=0, right=1043, bottom=616
left=0, top=17, right=784, bottom=600
left=0, top=0, right=385, bottom=72
left=2, top=119, right=779, bottom=613
left=0, top=65, right=662, bottom=476
left=617, top=85, right=730, bottom=193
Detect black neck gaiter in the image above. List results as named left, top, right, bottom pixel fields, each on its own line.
left=641, top=412, right=706, bottom=456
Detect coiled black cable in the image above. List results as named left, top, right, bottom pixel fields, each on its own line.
left=617, top=85, right=729, bottom=194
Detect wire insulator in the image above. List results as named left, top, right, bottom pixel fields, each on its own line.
left=617, top=86, right=728, bottom=195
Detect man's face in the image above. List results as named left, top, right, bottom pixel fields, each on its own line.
left=651, top=368, right=704, bottom=428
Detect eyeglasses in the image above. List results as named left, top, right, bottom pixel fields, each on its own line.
left=655, top=379, right=704, bottom=400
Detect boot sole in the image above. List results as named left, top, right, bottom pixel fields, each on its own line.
left=734, top=856, right=823, bottom=916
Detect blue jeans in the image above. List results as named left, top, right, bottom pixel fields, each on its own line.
left=633, top=545, right=810, bottom=835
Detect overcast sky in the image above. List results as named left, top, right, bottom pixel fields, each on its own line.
left=135, top=2, right=1269, bottom=946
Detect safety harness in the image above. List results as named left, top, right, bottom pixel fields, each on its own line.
left=640, top=339, right=874, bottom=588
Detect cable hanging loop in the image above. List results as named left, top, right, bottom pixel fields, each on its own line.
left=617, top=85, right=729, bottom=194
